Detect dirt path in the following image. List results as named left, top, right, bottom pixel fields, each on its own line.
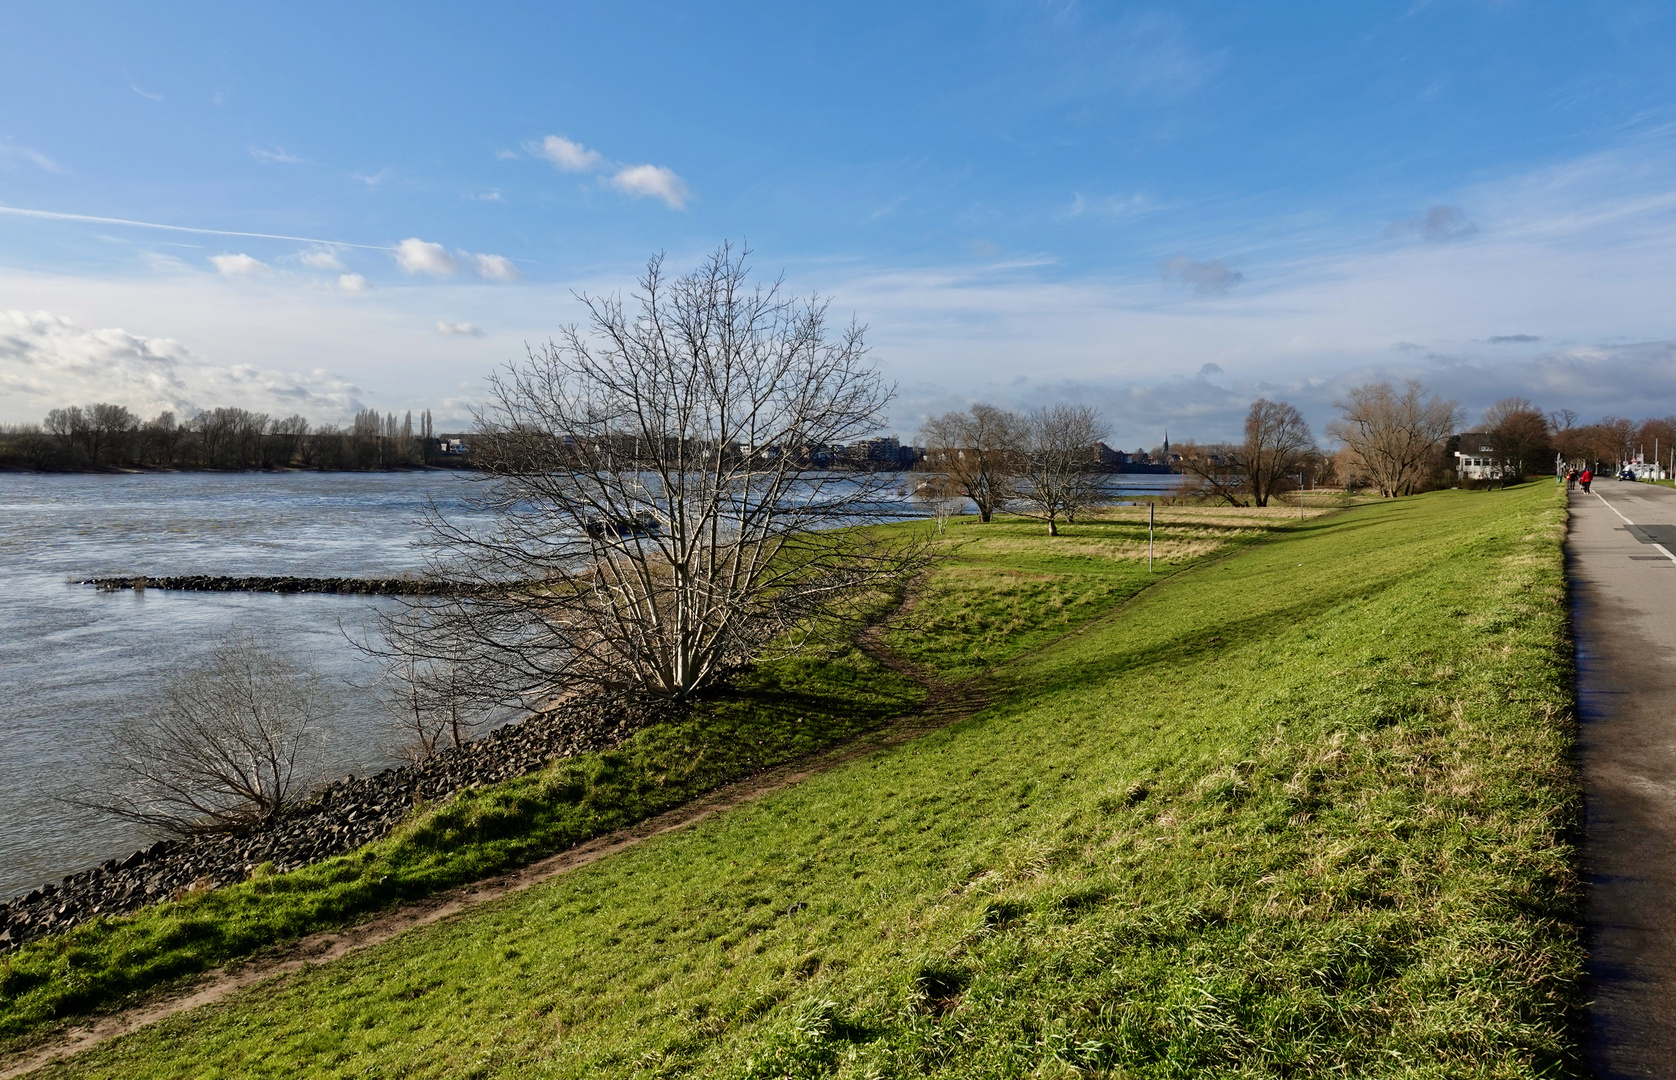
left=1, top=601, right=986, bottom=1079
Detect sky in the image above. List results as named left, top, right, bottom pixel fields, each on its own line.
left=4, top=1, right=1676, bottom=445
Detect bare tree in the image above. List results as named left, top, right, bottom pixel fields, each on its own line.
left=72, top=637, right=328, bottom=834
left=1013, top=404, right=1108, bottom=534
left=1326, top=380, right=1462, bottom=497
left=1174, top=399, right=1316, bottom=507
left=384, top=243, right=928, bottom=705
left=919, top=404, right=1022, bottom=523
left=1481, top=397, right=1551, bottom=484
left=1240, top=399, right=1316, bottom=506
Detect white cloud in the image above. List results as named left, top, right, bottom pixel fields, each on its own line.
left=530, top=135, right=604, bottom=173
left=209, top=253, right=270, bottom=276
left=130, top=85, right=162, bottom=101
left=0, top=310, right=364, bottom=422
left=298, top=247, right=346, bottom=270
left=463, top=189, right=504, bottom=202
left=460, top=251, right=521, bottom=282
left=609, top=164, right=692, bottom=209
left=337, top=273, right=371, bottom=293
left=249, top=146, right=306, bottom=165
left=394, top=238, right=458, bottom=277
left=352, top=168, right=390, bottom=189
left=436, top=321, right=484, bottom=337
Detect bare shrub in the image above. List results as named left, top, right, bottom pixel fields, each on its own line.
left=378, top=652, right=489, bottom=761
left=912, top=471, right=966, bottom=534
left=73, top=637, right=329, bottom=834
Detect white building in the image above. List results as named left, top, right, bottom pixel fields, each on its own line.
left=1454, top=433, right=1502, bottom=480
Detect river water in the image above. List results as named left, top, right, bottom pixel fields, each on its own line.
left=0, top=472, right=497, bottom=898
left=0, top=469, right=1182, bottom=899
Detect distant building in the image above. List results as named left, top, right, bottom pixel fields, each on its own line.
left=1454, top=433, right=1501, bottom=480
left=844, top=436, right=921, bottom=470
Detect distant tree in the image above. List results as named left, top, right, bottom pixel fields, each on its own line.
left=1013, top=404, right=1108, bottom=534
left=919, top=404, right=1022, bottom=523
left=1479, top=397, right=1551, bottom=483
left=1636, top=416, right=1676, bottom=471
left=1326, top=380, right=1461, bottom=497
left=1176, top=398, right=1316, bottom=507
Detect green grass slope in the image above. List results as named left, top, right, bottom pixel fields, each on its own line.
left=0, top=502, right=1265, bottom=1049
left=35, top=486, right=1581, bottom=1077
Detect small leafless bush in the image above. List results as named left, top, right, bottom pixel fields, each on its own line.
left=378, top=652, right=490, bottom=761
left=72, top=637, right=330, bottom=834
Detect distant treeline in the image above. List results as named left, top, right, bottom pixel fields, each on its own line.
left=0, top=404, right=465, bottom=471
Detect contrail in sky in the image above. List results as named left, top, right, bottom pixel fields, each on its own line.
left=0, top=205, right=392, bottom=250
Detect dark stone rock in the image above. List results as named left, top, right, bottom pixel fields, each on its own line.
left=0, top=691, right=675, bottom=952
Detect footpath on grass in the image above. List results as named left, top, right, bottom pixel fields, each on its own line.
left=6, top=487, right=1584, bottom=1079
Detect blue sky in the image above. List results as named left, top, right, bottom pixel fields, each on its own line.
left=5, top=1, right=1676, bottom=443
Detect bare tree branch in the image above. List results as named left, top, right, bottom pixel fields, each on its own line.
left=382, top=242, right=930, bottom=705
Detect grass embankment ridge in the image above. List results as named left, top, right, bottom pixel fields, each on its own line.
left=0, top=506, right=1246, bottom=1056
left=20, top=485, right=1581, bottom=1078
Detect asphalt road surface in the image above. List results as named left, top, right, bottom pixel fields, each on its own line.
left=1570, top=479, right=1676, bottom=1078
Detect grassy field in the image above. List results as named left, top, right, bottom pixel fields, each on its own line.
left=0, top=502, right=1275, bottom=1053
left=15, top=487, right=1582, bottom=1077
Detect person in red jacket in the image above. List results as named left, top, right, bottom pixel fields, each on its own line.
left=1581, top=467, right=1593, bottom=493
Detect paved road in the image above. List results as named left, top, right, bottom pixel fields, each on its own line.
left=1571, top=480, right=1676, bottom=1078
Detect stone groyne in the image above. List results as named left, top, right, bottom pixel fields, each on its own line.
left=0, top=694, right=675, bottom=951
left=75, top=575, right=470, bottom=595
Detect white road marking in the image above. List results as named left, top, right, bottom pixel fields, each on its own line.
left=1592, top=489, right=1676, bottom=565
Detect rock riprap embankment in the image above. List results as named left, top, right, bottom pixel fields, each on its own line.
left=76, top=575, right=472, bottom=595
left=0, top=694, right=675, bottom=951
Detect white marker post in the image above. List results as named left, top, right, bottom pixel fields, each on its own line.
left=1148, top=501, right=1155, bottom=572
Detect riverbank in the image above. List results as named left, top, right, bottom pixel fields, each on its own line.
left=3, top=488, right=1584, bottom=1075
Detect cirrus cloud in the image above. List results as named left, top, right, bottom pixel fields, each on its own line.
left=436, top=321, right=484, bottom=337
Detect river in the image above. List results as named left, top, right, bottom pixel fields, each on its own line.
left=0, top=469, right=1183, bottom=898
